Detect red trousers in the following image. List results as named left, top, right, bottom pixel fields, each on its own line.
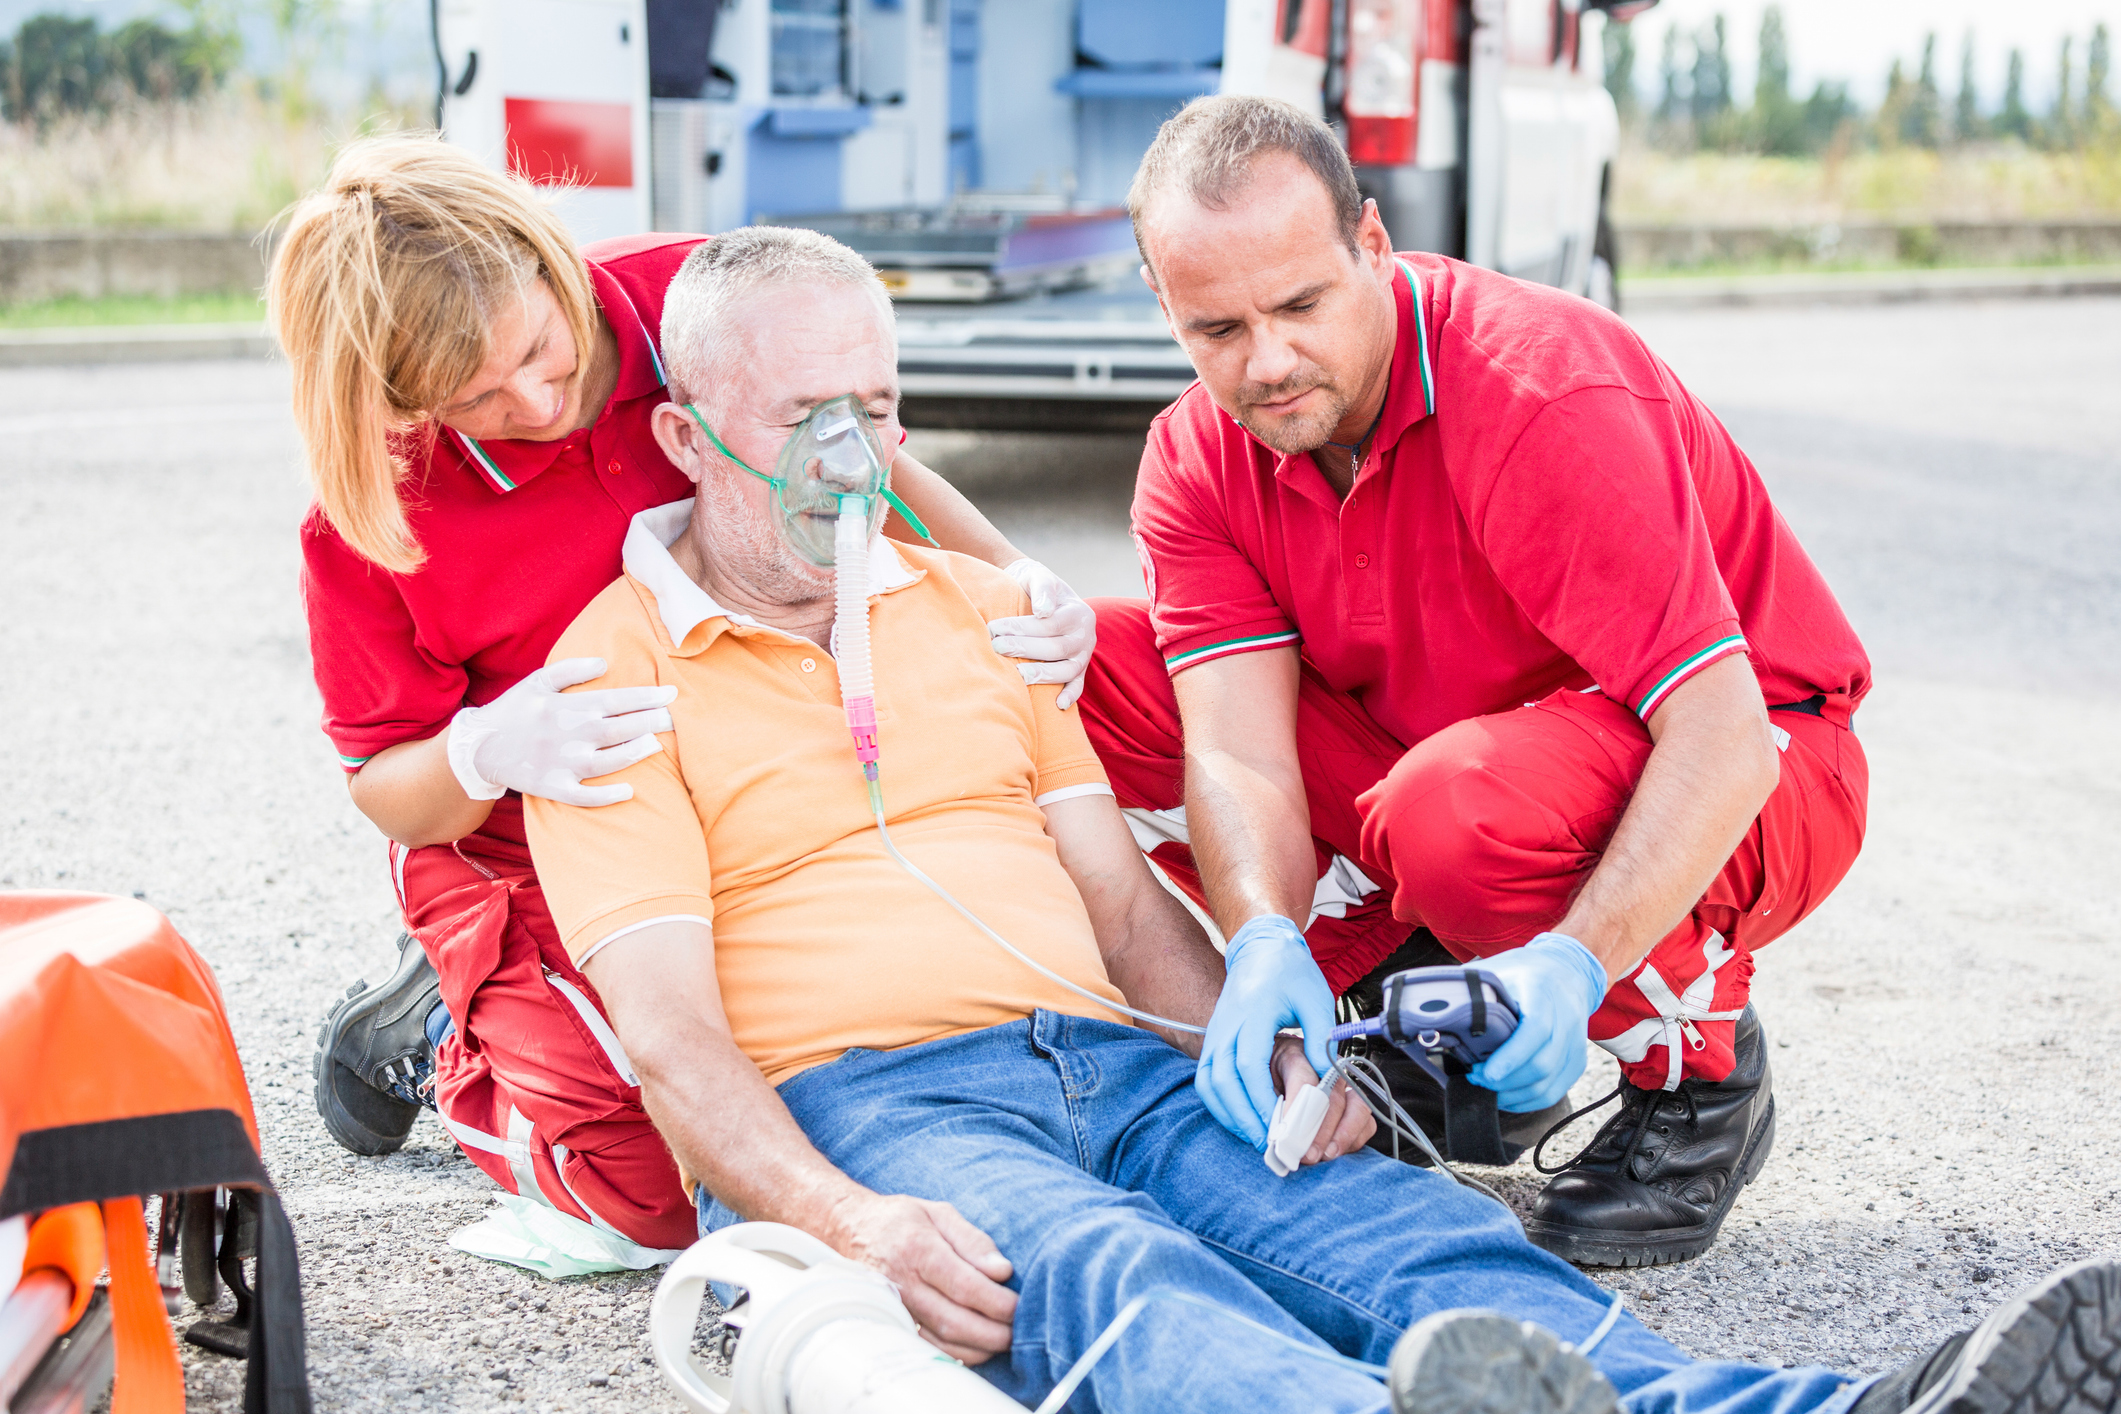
left=1079, top=600, right=1870, bottom=1089
left=392, top=799, right=695, bottom=1250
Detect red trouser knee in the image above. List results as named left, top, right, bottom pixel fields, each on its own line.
left=391, top=801, right=694, bottom=1250
left=1081, top=599, right=1870, bottom=1088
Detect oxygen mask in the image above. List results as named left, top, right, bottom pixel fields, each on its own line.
left=681, top=394, right=931, bottom=566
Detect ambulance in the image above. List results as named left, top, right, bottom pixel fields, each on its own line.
left=433, top=0, right=1650, bottom=429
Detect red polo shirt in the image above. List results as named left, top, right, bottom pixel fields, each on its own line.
left=1132, top=253, right=1869, bottom=748
left=301, top=233, right=704, bottom=777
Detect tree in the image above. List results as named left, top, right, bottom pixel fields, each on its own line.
left=1, top=15, right=107, bottom=119
left=1877, top=57, right=1908, bottom=146
left=1901, top=32, right=1942, bottom=147
left=1753, top=6, right=1806, bottom=155
left=2051, top=36, right=2075, bottom=147
left=2089, top=24, right=2112, bottom=131
left=0, top=9, right=235, bottom=120
left=1997, top=47, right=2031, bottom=141
left=1656, top=25, right=1685, bottom=126
left=1802, top=80, right=1855, bottom=151
left=1954, top=31, right=1982, bottom=143
left=1603, top=18, right=1637, bottom=121
left=1691, top=15, right=1731, bottom=126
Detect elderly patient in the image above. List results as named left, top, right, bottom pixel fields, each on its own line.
left=523, top=228, right=2119, bottom=1414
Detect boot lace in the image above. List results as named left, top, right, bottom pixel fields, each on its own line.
left=1532, top=1081, right=1700, bottom=1178
left=378, top=1050, right=438, bottom=1111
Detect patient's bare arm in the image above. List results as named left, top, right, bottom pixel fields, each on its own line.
left=1040, top=793, right=1225, bottom=1054
left=584, top=922, right=1018, bottom=1365
left=1041, top=793, right=1376, bottom=1164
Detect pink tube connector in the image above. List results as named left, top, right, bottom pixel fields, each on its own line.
left=846, top=695, right=880, bottom=774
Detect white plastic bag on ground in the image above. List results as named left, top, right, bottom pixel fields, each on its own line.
left=449, top=1194, right=683, bottom=1279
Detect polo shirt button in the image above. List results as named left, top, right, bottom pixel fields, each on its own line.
left=607, top=459, right=622, bottom=475
left=1354, top=553, right=1370, bottom=568
left=800, top=658, right=817, bottom=673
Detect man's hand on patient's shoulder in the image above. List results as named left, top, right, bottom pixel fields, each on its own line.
left=1273, top=1035, right=1377, bottom=1166
left=825, top=1191, right=1017, bottom=1364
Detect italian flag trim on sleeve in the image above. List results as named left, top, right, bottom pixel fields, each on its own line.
left=1634, top=635, right=1748, bottom=718
left=1164, top=629, right=1302, bottom=673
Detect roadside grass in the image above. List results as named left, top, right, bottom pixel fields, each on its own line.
left=1613, top=141, right=2121, bottom=227
left=0, top=291, right=265, bottom=328
left=0, top=92, right=419, bottom=232
left=1621, top=251, right=2121, bottom=280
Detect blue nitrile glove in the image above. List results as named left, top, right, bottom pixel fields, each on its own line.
left=1466, top=932, right=1611, bottom=1113
left=1195, top=915, right=1337, bottom=1150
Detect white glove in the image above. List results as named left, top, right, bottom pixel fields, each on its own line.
left=989, top=559, right=1097, bottom=710
left=446, top=658, right=677, bottom=807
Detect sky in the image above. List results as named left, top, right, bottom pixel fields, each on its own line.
left=1625, top=0, right=2120, bottom=111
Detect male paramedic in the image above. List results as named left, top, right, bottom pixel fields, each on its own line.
left=1080, top=95, right=1873, bottom=1268
left=519, top=225, right=2120, bottom=1414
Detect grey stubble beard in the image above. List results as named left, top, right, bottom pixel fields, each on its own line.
left=694, top=465, right=835, bottom=612
left=1235, top=368, right=1353, bottom=457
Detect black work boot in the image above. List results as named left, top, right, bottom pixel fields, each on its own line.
left=1522, top=1004, right=1775, bottom=1267
left=1849, top=1258, right=2121, bottom=1414
left=312, top=932, right=441, bottom=1156
left=1389, top=1309, right=1620, bottom=1414
left=1342, top=931, right=1572, bottom=1166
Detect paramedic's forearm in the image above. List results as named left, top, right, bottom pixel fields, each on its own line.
left=347, top=732, right=495, bottom=848
left=1556, top=655, right=1781, bottom=981
left=888, top=452, right=1021, bottom=566
left=1172, top=649, right=1317, bottom=932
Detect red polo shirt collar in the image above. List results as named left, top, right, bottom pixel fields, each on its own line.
left=1255, top=259, right=1438, bottom=507
left=448, top=256, right=669, bottom=495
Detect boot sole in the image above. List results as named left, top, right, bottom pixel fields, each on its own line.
left=1389, top=1310, right=1621, bottom=1414
left=1906, top=1258, right=2121, bottom=1414
left=1524, top=1096, right=1776, bottom=1269
left=312, top=973, right=421, bottom=1157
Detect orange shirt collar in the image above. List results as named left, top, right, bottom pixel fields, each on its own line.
left=619, top=499, right=923, bottom=655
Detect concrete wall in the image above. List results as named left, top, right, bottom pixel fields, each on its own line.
left=1618, top=221, right=2121, bottom=273
left=0, top=231, right=271, bottom=305
left=5, top=221, right=2119, bottom=307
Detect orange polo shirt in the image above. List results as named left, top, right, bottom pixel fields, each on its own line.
left=524, top=501, right=1126, bottom=1087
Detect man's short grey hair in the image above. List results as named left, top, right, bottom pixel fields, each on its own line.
left=1128, top=95, right=1364, bottom=281
left=661, top=226, right=895, bottom=413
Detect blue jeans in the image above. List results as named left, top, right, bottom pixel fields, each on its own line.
left=700, top=1012, right=1870, bottom=1414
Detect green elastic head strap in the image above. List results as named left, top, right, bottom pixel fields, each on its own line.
left=680, top=402, right=936, bottom=545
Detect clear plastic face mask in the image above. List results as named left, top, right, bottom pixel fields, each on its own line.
left=682, top=395, right=930, bottom=567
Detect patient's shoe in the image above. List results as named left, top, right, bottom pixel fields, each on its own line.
left=1522, top=1004, right=1775, bottom=1267
left=1849, top=1258, right=2121, bottom=1414
left=313, top=932, right=441, bottom=1155
left=1388, top=1310, right=1619, bottom=1414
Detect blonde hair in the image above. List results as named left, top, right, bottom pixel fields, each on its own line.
left=268, top=134, right=596, bottom=573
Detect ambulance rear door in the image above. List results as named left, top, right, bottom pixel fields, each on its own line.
left=1465, top=0, right=1619, bottom=295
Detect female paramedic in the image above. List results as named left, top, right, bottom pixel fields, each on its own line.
left=273, top=134, right=1097, bottom=1252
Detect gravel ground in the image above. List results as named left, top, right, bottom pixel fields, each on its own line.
left=3, top=296, right=2117, bottom=1410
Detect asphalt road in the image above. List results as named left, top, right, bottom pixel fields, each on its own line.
left=2, top=296, right=2117, bottom=1411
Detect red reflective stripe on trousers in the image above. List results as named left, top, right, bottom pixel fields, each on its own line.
left=1079, top=599, right=1870, bottom=1086
left=395, top=798, right=694, bottom=1250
